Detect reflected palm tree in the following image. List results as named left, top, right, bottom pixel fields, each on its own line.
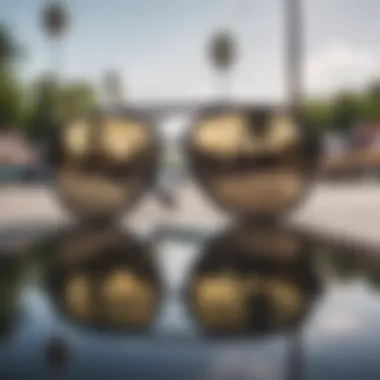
left=42, top=225, right=161, bottom=333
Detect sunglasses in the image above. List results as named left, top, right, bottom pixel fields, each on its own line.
left=48, top=105, right=319, bottom=223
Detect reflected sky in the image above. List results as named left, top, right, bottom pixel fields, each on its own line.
left=1, top=223, right=380, bottom=380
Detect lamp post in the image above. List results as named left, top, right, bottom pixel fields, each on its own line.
left=285, top=0, right=303, bottom=121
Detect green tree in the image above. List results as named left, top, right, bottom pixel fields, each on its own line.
left=330, top=92, right=361, bottom=131
left=360, top=81, right=380, bottom=123
left=0, top=25, right=25, bottom=129
left=0, top=23, right=22, bottom=67
left=0, top=68, right=24, bottom=128
left=59, top=81, right=97, bottom=120
left=27, top=76, right=97, bottom=141
left=27, top=74, right=60, bottom=141
left=303, top=98, right=333, bottom=131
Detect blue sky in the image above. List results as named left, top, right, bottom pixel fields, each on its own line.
left=2, top=0, right=380, bottom=102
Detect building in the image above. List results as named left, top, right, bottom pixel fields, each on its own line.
left=0, top=131, right=44, bottom=183
left=0, top=131, right=41, bottom=166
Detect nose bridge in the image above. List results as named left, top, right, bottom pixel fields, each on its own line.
left=79, top=118, right=104, bottom=171
left=247, top=110, right=270, bottom=139
left=89, top=118, right=102, bottom=153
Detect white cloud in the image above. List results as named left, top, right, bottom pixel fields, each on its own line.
left=115, top=41, right=380, bottom=104
left=306, top=42, right=380, bottom=95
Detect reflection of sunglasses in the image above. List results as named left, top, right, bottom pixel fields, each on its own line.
left=187, top=224, right=320, bottom=337
left=46, top=227, right=161, bottom=332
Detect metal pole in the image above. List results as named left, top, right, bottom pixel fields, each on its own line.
left=286, top=0, right=303, bottom=121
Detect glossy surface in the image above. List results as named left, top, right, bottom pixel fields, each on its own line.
left=1, top=224, right=380, bottom=380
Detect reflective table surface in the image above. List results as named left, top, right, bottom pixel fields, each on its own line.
left=1, top=222, right=380, bottom=380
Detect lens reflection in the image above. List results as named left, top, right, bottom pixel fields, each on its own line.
left=50, top=113, right=159, bottom=222
left=188, top=223, right=320, bottom=336
left=44, top=226, right=161, bottom=332
left=187, top=107, right=317, bottom=217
